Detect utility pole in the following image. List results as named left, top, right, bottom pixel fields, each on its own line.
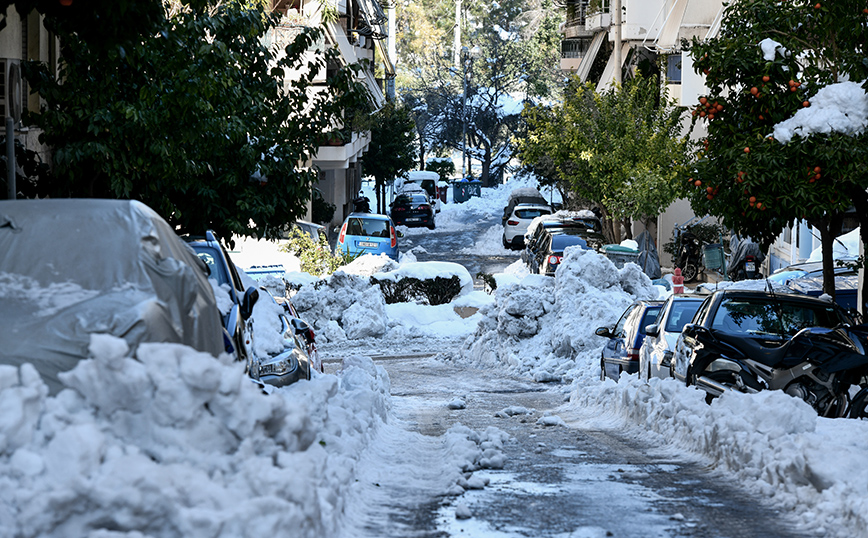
left=453, top=0, right=461, bottom=69
left=613, top=0, right=622, bottom=85
left=386, top=1, right=396, bottom=100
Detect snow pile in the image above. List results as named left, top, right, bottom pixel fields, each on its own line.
left=339, top=253, right=399, bottom=277
left=759, top=37, right=788, bottom=61
left=0, top=336, right=387, bottom=537
left=459, top=248, right=656, bottom=382
left=292, top=272, right=387, bottom=342
left=372, top=261, right=474, bottom=297
left=566, top=377, right=868, bottom=538
left=773, top=81, right=868, bottom=143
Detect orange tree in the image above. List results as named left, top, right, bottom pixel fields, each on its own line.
left=683, top=0, right=868, bottom=297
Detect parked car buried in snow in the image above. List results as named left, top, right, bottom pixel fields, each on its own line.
left=502, top=203, right=551, bottom=249
left=0, top=199, right=225, bottom=394
left=529, top=233, right=594, bottom=276
left=186, top=231, right=313, bottom=386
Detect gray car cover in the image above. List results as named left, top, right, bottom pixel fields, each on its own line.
left=0, top=199, right=224, bottom=394
left=636, top=230, right=662, bottom=279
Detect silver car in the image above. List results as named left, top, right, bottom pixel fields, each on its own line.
left=0, top=199, right=225, bottom=394
left=639, top=294, right=704, bottom=380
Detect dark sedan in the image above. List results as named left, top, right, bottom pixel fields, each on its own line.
left=530, top=233, right=594, bottom=276
left=390, top=193, right=435, bottom=229
left=671, top=289, right=853, bottom=385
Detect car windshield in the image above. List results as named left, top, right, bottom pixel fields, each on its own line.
left=347, top=217, right=390, bottom=237
left=515, top=208, right=550, bottom=219
left=711, top=297, right=843, bottom=337
left=571, top=218, right=602, bottom=233
left=664, top=300, right=703, bottom=333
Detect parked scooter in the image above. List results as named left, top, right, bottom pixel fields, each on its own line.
left=352, top=195, right=371, bottom=213
left=686, top=323, right=868, bottom=418
left=728, top=239, right=765, bottom=281
left=674, top=229, right=703, bottom=282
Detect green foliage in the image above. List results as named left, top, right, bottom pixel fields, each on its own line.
left=0, top=137, right=51, bottom=199
left=517, top=74, right=687, bottom=224
left=371, top=275, right=462, bottom=306
left=364, top=100, right=417, bottom=186
left=279, top=227, right=357, bottom=277
left=424, top=159, right=455, bottom=182
left=662, top=222, right=729, bottom=258
left=311, top=189, right=336, bottom=225
left=683, top=0, right=868, bottom=249
left=21, top=2, right=371, bottom=242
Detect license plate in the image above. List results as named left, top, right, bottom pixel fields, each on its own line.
left=745, top=261, right=755, bottom=272
left=358, top=241, right=377, bottom=248
left=407, top=217, right=421, bottom=222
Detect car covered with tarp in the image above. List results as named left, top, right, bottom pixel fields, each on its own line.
left=0, top=199, right=225, bottom=394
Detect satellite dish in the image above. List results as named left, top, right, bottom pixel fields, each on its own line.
left=7, top=61, right=22, bottom=125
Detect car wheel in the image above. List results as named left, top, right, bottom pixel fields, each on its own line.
left=428, top=221, right=436, bottom=230
left=600, top=359, right=607, bottom=381
left=502, top=234, right=510, bottom=248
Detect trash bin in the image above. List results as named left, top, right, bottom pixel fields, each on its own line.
left=438, top=185, right=448, bottom=203
left=453, top=179, right=472, bottom=203
left=601, top=244, right=640, bottom=268
left=467, top=179, right=482, bottom=198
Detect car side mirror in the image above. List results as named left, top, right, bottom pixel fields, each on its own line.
left=595, top=327, right=612, bottom=338
left=645, top=324, right=659, bottom=338
left=396, top=230, right=404, bottom=238
left=291, top=317, right=311, bottom=335
left=240, top=287, right=259, bottom=320
left=681, top=323, right=695, bottom=337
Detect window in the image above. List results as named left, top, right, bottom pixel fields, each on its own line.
left=666, top=55, right=682, bottom=84
left=664, top=300, right=703, bottom=333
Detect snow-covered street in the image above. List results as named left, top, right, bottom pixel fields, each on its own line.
left=2, top=182, right=867, bottom=537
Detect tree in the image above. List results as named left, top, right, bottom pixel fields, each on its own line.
left=683, top=0, right=868, bottom=297
left=17, top=1, right=371, bottom=243
left=397, top=0, right=563, bottom=186
left=518, top=75, right=688, bottom=242
left=363, top=101, right=417, bottom=214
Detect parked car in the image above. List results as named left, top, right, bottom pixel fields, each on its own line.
left=787, top=272, right=863, bottom=315
left=187, top=232, right=312, bottom=386
left=501, top=187, right=550, bottom=226
left=596, top=300, right=664, bottom=381
left=335, top=213, right=399, bottom=260
left=671, top=289, right=865, bottom=414
left=185, top=232, right=261, bottom=362
left=0, top=199, right=225, bottom=394
left=400, top=170, right=442, bottom=213
left=390, top=192, right=436, bottom=229
left=530, top=233, right=594, bottom=276
left=639, top=294, right=704, bottom=380
left=671, top=289, right=854, bottom=386
left=502, top=203, right=552, bottom=249
left=522, top=212, right=605, bottom=263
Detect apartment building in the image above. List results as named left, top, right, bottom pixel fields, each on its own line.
left=270, top=0, right=394, bottom=226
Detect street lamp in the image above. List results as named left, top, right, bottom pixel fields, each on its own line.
left=461, top=45, right=481, bottom=181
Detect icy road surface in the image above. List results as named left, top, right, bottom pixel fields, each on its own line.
left=334, top=355, right=814, bottom=538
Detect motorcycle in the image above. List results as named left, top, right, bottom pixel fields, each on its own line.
left=686, top=323, right=868, bottom=418
left=728, top=239, right=765, bottom=281
left=352, top=195, right=371, bottom=213
left=674, top=230, right=703, bottom=282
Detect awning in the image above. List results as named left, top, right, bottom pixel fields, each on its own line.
left=654, top=0, right=689, bottom=53
left=374, top=38, right=395, bottom=77
left=364, top=70, right=385, bottom=109
left=597, top=43, right=631, bottom=92
left=577, top=32, right=606, bottom=82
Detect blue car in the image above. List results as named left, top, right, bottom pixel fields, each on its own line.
left=596, top=300, right=664, bottom=381
left=335, top=213, right=399, bottom=259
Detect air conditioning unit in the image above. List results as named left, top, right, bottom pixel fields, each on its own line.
left=0, top=59, right=23, bottom=127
